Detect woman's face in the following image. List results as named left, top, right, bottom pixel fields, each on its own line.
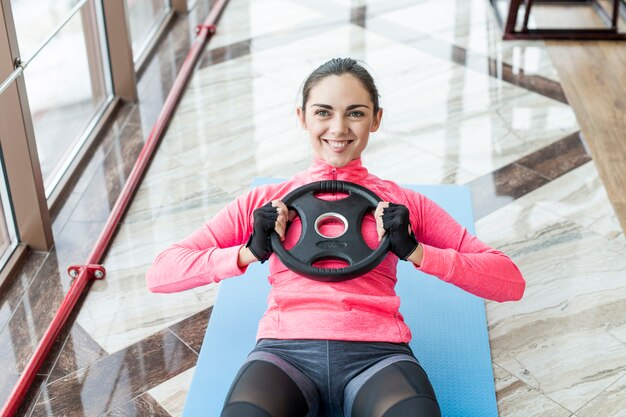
left=297, top=74, right=382, bottom=168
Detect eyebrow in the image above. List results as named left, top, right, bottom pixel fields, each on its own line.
left=310, top=103, right=370, bottom=110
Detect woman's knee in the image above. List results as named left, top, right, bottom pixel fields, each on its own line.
left=221, top=360, right=309, bottom=417
left=349, top=360, right=440, bottom=417
left=381, top=396, right=440, bottom=417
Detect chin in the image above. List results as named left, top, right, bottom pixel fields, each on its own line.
left=325, top=155, right=350, bottom=168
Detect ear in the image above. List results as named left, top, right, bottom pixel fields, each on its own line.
left=296, top=107, right=307, bottom=130
left=370, top=108, right=383, bottom=132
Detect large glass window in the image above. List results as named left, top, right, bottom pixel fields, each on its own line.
left=10, top=0, right=80, bottom=58
left=127, top=0, right=171, bottom=63
left=0, top=152, right=18, bottom=268
left=11, top=0, right=113, bottom=195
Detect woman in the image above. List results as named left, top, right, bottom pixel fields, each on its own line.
left=146, top=58, right=525, bottom=417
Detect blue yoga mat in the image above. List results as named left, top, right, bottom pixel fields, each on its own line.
left=183, top=180, right=498, bottom=417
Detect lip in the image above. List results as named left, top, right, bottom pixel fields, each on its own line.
left=323, top=139, right=354, bottom=153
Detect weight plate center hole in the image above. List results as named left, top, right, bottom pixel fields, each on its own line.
left=315, top=212, right=348, bottom=239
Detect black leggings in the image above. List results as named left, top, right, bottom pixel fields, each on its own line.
left=221, top=360, right=309, bottom=417
left=221, top=360, right=440, bottom=417
left=351, top=360, right=440, bottom=417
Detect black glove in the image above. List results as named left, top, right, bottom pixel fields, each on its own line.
left=382, top=203, right=419, bottom=260
left=246, top=203, right=278, bottom=262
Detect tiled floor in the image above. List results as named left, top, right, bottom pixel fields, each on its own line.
left=1, top=0, right=625, bottom=416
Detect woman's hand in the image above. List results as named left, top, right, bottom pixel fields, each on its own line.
left=375, top=202, right=419, bottom=261
left=243, top=200, right=294, bottom=264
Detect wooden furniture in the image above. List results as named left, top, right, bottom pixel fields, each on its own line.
left=490, top=0, right=626, bottom=40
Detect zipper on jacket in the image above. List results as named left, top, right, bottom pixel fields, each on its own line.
left=331, top=167, right=337, bottom=181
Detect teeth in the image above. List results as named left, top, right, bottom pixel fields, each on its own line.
left=327, top=140, right=349, bottom=148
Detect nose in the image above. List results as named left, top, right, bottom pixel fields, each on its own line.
left=329, top=116, right=348, bottom=135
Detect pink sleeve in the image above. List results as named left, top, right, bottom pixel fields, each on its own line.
left=146, top=188, right=270, bottom=293
left=405, top=190, right=526, bottom=302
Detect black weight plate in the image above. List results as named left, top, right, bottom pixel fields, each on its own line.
left=270, top=180, right=390, bottom=281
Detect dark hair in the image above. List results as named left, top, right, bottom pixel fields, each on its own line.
left=301, top=58, right=380, bottom=113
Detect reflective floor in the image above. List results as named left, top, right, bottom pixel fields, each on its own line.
left=1, top=0, right=625, bottom=416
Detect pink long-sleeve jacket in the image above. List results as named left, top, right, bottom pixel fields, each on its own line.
left=146, top=158, right=525, bottom=343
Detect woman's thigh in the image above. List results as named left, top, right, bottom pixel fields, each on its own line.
left=348, top=360, right=441, bottom=417
left=221, top=359, right=310, bottom=417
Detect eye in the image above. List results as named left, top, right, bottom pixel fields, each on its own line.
left=315, top=109, right=330, bottom=117
left=348, top=111, right=365, bottom=118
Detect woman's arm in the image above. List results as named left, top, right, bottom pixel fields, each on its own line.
left=405, top=190, right=525, bottom=303
left=146, top=205, right=248, bottom=293
left=405, top=243, right=424, bottom=266
left=146, top=184, right=293, bottom=293
left=146, top=188, right=271, bottom=293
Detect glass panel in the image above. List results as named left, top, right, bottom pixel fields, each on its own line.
left=127, top=0, right=171, bottom=61
left=0, top=151, right=18, bottom=268
left=10, top=0, right=81, bottom=59
left=20, top=0, right=113, bottom=195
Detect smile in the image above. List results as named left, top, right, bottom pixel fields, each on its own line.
left=324, top=139, right=353, bottom=149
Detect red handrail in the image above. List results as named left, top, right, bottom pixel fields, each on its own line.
left=1, top=0, right=229, bottom=415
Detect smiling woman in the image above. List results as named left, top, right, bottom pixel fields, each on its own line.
left=296, top=58, right=383, bottom=168
left=146, top=57, right=525, bottom=417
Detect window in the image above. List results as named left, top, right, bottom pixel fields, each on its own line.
left=0, top=150, right=18, bottom=268
left=127, top=0, right=172, bottom=64
left=11, top=0, right=113, bottom=195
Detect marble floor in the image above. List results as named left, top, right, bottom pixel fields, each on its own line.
left=1, top=0, right=625, bottom=416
